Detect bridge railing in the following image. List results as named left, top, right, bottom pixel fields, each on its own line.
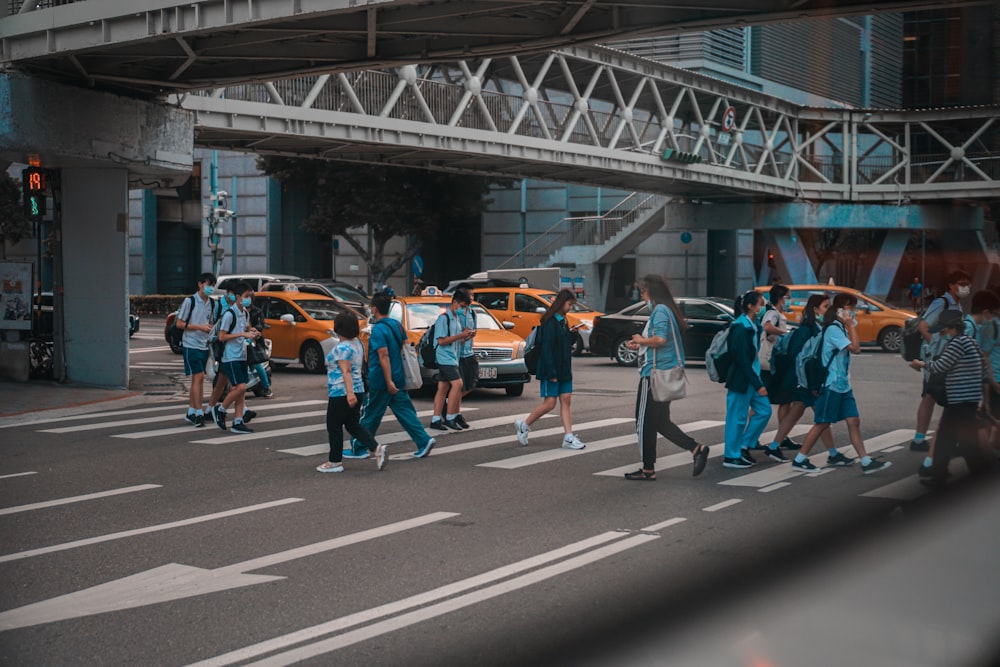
left=495, top=192, right=668, bottom=270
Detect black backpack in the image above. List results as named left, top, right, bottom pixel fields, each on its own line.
left=167, top=295, right=196, bottom=349
left=523, top=326, right=540, bottom=375
left=210, top=308, right=239, bottom=360
left=419, top=314, right=452, bottom=370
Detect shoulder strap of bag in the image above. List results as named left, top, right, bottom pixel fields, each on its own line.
left=376, top=317, right=404, bottom=347
left=652, top=306, right=682, bottom=369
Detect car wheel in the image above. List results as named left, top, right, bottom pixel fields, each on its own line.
left=571, top=332, right=584, bottom=357
left=614, top=338, right=638, bottom=366
left=505, top=384, right=525, bottom=397
left=301, top=341, right=325, bottom=373
left=878, top=326, right=903, bottom=353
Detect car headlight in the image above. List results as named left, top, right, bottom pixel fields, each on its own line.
left=514, top=341, right=525, bottom=359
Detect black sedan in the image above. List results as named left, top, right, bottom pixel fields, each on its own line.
left=589, top=297, right=735, bottom=366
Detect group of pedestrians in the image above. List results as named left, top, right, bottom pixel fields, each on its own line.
left=177, top=269, right=999, bottom=485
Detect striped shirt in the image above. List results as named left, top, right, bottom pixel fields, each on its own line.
left=925, top=334, right=989, bottom=405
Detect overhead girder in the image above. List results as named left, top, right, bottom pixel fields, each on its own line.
left=178, top=45, right=1000, bottom=203
left=2, top=0, right=996, bottom=97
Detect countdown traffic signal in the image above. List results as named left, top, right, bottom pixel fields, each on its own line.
left=22, top=167, right=49, bottom=220
left=661, top=148, right=702, bottom=165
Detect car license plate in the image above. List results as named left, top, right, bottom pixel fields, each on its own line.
left=478, top=366, right=497, bottom=380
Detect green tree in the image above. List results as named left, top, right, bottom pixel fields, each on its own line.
left=259, top=157, right=505, bottom=284
left=0, top=171, right=34, bottom=259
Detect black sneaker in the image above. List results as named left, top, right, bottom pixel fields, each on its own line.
left=765, top=447, right=788, bottom=462
left=444, top=418, right=462, bottom=431
left=861, top=457, right=892, bottom=475
left=827, top=452, right=856, bottom=467
left=429, top=420, right=448, bottom=431
left=454, top=414, right=470, bottom=429
left=919, top=476, right=948, bottom=489
left=781, top=437, right=801, bottom=450
left=723, top=457, right=752, bottom=469
left=917, top=465, right=939, bottom=479
left=791, top=458, right=820, bottom=472
left=230, top=421, right=253, bottom=434
left=748, top=441, right=767, bottom=451
left=185, top=414, right=199, bottom=426
left=243, top=409, right=257, bottom=424
left=212, top=406, right=227, bottom=431
left=194, top=414, right=204, bottom=428
left=909, top=439, right=930, bottom=452
left=740, top=448, right=757, bottom=465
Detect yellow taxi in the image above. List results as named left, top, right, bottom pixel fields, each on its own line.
left=253, top=291, right=365, bottom=373
left=470, top=287, right=603, bottom=355
left=755, top=284, right=916, bottom=353
left=369, top=296, right=530, bottom=396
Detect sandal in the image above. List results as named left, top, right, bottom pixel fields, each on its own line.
left=624, top=468, right=656, bottom=481
left=692, top=444, right=709, bottom=478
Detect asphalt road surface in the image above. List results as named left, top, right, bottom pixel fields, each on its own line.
left=0, top=332, right=997, bottom=666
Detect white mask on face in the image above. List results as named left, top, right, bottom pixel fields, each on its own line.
left=957, top=285, right=971, bottom=298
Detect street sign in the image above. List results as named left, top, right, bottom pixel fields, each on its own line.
left=412, top=254, right=424, bottom=277
left=680, top=231, right=692, bottom=244
left=722, top=106, right=736, bottom=132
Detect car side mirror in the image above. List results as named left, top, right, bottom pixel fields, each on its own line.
left=280, top=313, right=296, bottom=325
left=719, top=313, right=734, bottom=322
left=503, top=321, right=515, bottom=330
left=535, top=307, right=546, bottom=314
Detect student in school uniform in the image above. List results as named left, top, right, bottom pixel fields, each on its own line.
left=177, top=272, right=217, bottom=427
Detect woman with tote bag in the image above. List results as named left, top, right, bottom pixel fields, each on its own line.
left=624, top=274, right=710, bottom=481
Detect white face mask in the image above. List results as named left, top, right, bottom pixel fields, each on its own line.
left=957, top=285, right=971, bottom=298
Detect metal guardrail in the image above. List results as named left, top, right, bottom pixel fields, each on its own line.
left=496, top=192, right=668, bottom=270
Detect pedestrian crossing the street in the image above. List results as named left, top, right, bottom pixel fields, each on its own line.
left=18, top=398, right=946, bottom=497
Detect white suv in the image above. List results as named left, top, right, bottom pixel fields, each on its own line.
left=216, top=274, right=302, bottom=292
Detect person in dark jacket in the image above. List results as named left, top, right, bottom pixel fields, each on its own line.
left=513, top=289, right=585, bottom=449
left=723, top=290, right=771, bottom=469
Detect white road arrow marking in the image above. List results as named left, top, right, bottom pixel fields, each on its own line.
left=0, top=511, right=458, bottom=632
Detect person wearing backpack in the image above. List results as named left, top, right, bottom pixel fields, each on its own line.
left=756, top=284, right=793, bottom=450
left=908, top=310, right=994, bottom=487
left=791, top=293, right=891, bottom=474
left=176, top=272, right=217, bottom=427
left=211, top=282, right=262, bottom=434
left=621, top=275, right=709, bottom=481
left=513, top=289, right=585, bottom=450
left=429, top=289, right=475, bottom=431
left=349, top=292, right=436, bottom=460
left=722, top=290, right=771, bottom=469
left=765, top=294, right=846, bottom=464
left=910, top=271, right=973, bottom=453
left=973, top=290, right=1000, bottom=459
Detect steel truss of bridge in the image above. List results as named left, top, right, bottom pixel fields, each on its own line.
left=179, top=45, right=999, bottom=203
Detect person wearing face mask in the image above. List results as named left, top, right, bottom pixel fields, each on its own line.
left=513, top=288, right=585, bottom=450
left=791, top=293, right=891, bottom=475
left=908, top=310, right=994, bottom=487
left=910, top=271, right=974, bottom=455
left=755, top=283, right=796, bottom=453
left=722, top=290, right=772, bottom=469
left=177, top=272, right=217, bottom=427
left=429, top=289, right=475, bottom=431
left=208, top=287, right=237, bottom=422
left=437, top=283, right=479, bottom=426
left=210, top=283, right=261, bottom=434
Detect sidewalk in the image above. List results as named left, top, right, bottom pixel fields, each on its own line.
left=0, top=366, right=185, bottom=422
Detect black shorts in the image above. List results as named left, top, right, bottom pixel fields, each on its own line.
left=460, top=356, right=479, bottom=391
left=437, top=364, right=461, bottom=384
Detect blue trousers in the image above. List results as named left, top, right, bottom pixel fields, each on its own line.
left=350, top=388, right=432, bottom=454
left=724, top=387, right=772, bottom=459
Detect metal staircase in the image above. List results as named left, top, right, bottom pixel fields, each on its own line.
left=496, top=192, right=669, bottom=270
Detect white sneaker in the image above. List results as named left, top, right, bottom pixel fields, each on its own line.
left=316, top=462, right=344, bottom=473
left=562, top=434, right=585, bottom=450
left=376, top=444, right=388, bottom=471
left=514, top=419, right=530, bottom=446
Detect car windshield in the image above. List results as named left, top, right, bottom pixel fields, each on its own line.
left=404, top=302, right=502, bottom=331
left=294, top=300, right=341, bottom=321
left=328, top=286, right=365, bottom=303
left=538, top=293, right=593, bottom=312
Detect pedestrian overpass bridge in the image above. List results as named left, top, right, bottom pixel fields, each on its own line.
left=178, top=44, right=999, bottom=204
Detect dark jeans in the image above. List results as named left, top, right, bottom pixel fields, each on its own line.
left=932, top=402, right=990, bottom=479
left=326, top=395, right=378, bottom=464
left=635, top=376, right=697, bottom=470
